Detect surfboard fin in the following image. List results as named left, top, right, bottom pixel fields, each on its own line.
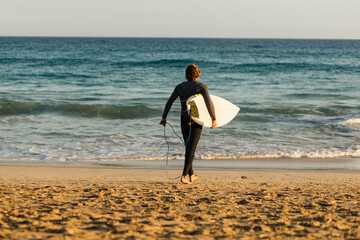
left=188, top=101, right=199, bottom=118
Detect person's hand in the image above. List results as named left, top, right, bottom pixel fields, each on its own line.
left=160, top=118, right=166, bottom=126
left=211, top=120, right=217, bottom=129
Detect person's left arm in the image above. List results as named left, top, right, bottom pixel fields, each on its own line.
left=160, top=86, right=179, bottom=126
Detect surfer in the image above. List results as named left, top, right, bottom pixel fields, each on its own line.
left=160, top=64, right=217, bottom=184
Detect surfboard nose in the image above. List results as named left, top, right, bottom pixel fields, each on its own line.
left=186, top=94, right=239, bottom=128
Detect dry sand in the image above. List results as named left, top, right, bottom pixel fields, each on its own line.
left=0, top=164, right=359, bottom=239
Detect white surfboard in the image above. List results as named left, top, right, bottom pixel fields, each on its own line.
left=186, top=94, right=239, bottom=128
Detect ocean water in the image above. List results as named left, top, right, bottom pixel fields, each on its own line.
left=1, top=37, right=360, bottom=170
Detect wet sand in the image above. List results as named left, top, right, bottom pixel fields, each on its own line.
left=0, top=164, right=359, bottom=239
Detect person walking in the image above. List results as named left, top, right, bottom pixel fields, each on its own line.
left=160, top=64, right=217, bottom=184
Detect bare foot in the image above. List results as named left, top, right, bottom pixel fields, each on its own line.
left=190, top=174, right=198, bottom=182
left=181, top=176, right=191, bottom=184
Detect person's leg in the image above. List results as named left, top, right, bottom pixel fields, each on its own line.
left=180, top=117, right=191, bottom=184
left=181, top=117, right=190, bottom=148
left=184, top=123, right=202, bottom=176
left=181, top=120, right=202, bottom=177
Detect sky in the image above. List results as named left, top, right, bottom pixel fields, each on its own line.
left=1, top=0, right=359, bottom=39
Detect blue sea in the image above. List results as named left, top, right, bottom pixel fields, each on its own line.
left=1, top=37, right=360, bottom=170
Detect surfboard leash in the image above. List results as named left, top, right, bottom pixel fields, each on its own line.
left=163, top=122, right=191, bottom=180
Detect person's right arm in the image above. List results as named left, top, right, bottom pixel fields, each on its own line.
left=160, top=86, right=178, bottom=126
left=200, top=83, right=217, bottom=128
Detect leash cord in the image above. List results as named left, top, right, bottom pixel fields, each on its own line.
left=163, top=122, right=191, bottom=180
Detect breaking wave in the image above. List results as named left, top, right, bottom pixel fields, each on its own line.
left=0, top=99, right=159, bottom=119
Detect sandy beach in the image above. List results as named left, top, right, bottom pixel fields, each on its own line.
left=0, top=164, right=359, bottom=239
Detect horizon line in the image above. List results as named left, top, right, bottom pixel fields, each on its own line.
left=0, top=35, right=359, bottom=41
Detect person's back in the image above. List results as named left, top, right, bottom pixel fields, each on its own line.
left=165, top=80, right=215, bottom=119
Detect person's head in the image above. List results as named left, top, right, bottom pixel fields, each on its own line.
left=185, top=64, right=201, bottom=81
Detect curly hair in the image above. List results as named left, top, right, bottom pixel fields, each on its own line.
left=185, top=64, right=201, bottom=81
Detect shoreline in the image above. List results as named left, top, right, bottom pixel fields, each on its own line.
left=0, top=156, right=359, bottom=171
left=0, top=162, right=360, bottom=181
left=0, top=164, right=359, bottom=239
left=1, top=163, right=360, bottom=184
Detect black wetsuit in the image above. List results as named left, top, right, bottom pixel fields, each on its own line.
left=162, top=80, right=216, bottom=176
